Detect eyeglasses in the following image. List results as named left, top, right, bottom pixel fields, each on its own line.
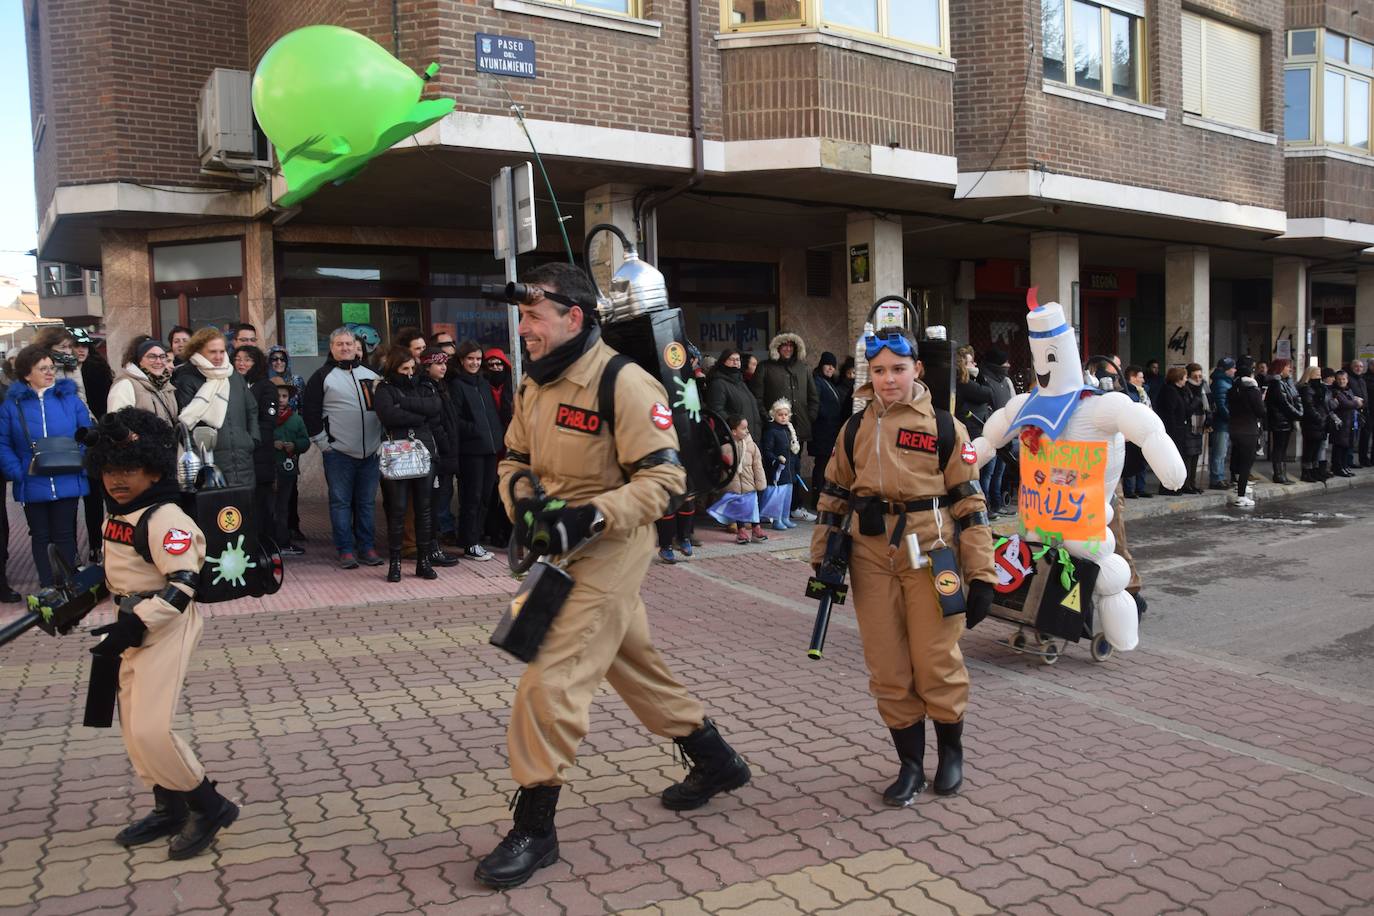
left=35, top=366, right=56, bottom=374
left=270, top=355, right=286, bottom=362
left=143, top=353, right=168, bottom=362
left=863, top=330, right=914, bottom=360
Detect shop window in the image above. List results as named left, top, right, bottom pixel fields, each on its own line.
left=1285, top=28, right=1374, bottom=150
left=722, top=0, right=946, bottom=54
left=41, top=262, right=84, bottom=298
left=152, top=239, right=244, bottom=335
left=1182, top=11, right=1262, bottom=131
left=1043, top=0, right=1144, bottom=101
left=281, top=250, right=419, bottom=284
left=661, top=259, right=778, bottom=355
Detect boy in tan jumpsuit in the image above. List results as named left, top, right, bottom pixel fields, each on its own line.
left=811, top=329, right=996, bottom=807
left=84, top=408, right=238, bottom=859
left=476, top=263, right=751, bottom=889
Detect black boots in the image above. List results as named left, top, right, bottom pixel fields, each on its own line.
left=475, top=785, right=561, bottom=889
left=387, top=551, right=402, bottom=583
left=429, top=546, right=460, bottom=567
left=415, top=552, right=437, bottom=580
left=115, top=785, right=187, bottom=847
left=168, top=779, right=238, bottom=860
left=933, top=720, right=964, bottom=796
left=882, top=722, right=927, bottom=807
left=661, top=718, right=752, bottom=810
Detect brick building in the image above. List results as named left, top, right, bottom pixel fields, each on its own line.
left=24, top=0, right=1374, bottom=382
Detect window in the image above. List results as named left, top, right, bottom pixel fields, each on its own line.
left=1181, top=12, right=1262, bottom=131
left=152, top=239, right=243, bottom=336
left=40, top=263, right=83, bottom=298
left=1285, top=28, right=1374, bottom=149
left=87, top=270, right=100, bottom=297
left=722, top=0, right=946, bottom=53
left=1042, top=0, right=1144, bottom=101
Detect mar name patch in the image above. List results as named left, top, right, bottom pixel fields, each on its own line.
left=103, top=519, right=135, bottom=547
left=895, top=428, right=938, bottom=454
left=163, top=529, right=193, bottom=555
left=555, top=403, right=602, bottom=435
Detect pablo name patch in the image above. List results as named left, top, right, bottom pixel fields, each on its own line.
left=895, top=428, right=938, bottom=454
left=103, top=519, right=135, bottom=546
left=163, top=529, right=193, bottom=555
left=555, top=403, right=602, bottom=435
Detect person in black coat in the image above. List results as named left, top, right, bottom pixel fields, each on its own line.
left=1264, top=358, right=1303, bottom=483
left=1226, top=357, right=1265, bottom=504
left=706, top=349, right=760, bottom=443
left=1297, top=366, right=1334, bottom=481
left=1331, top=369, right=1361, bottom=476
left=420, top=347, right=463, bottom=558
left=373, top=347, right=443, bottom=582
left=809, top=351, right=845, bottom=508
left=450, top=340, right=504, bottom=561
left=233, top=346, right=280, bottom=540
left=74, top=330, right=115, bottom=562
left=1154, top=367, right=1200, bottom=494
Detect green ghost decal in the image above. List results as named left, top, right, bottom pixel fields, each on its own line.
left=672, top=376, right=702, bottom=424
left=208, top=535, right=258, bottom=588
left=252, top=26, right=457, bottom=207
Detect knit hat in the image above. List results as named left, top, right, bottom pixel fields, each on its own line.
left=1236, top=356, right=1255, bottom=376
left=71, top=328, right=94, bottom=346
left=984, top=348, right=1010, bottom=367
left=1217, top=357, right=1236, bottom=371
left=135, top=338, right=165, bottom=361
left=818, top=351, right=837, bottom=368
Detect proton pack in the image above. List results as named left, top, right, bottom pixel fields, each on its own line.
left=130, top=486, right=283, bottom=603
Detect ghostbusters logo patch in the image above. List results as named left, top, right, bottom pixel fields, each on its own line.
left=555, top=403, right=602, bottom=435
left=650, top=402, right=673, bottom=430
left=960, top=443, right=978, bottom=465
left=895, top=428, right=937, bottom=454
left=163, top=529, right=193, bottom=555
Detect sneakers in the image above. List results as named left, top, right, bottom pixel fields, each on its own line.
left=735, top=531, right=751, bottom=545
left=750, top=525, right=769, bottom=542
left=280, top=544, right=305, bottom=557
left=338, top=552, right=360, bottom=570
left=359, top=549, right=385, bottom=567
left=677, top=538, right=694, bottom=558
left=1232, top=494, right=1255, bottom=508
left=658, top=547, right=677, bottom=564
left=790, top=508, right=817, bottom=522
left=464, top=545, right=494, bottom=562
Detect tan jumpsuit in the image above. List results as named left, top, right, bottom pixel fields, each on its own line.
left=105, top=503, right=207, bottom=791
left=811, top=383, right=996, bottom=728
left=499, top=338, right=706, bottom=787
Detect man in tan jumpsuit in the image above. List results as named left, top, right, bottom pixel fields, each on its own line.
left=84, top=408, right=238, bottom=859
left=811, top=330, right=996, bottom=807
left=476, top=262, right=751, bottom=890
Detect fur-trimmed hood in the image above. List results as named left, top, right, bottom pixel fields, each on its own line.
left=768, top=332, right=807, bottom=363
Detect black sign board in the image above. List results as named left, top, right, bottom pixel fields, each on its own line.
left=475, top=33, right=537, bottom=79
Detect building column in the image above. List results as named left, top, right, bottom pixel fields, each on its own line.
left=845, top=213, right=904, bottom=344
left=243, top=221, right=276, bottom=347
left=1357, top=266, right=1374, bottom=363
left=1272, top=256, right=1309, bottom=367
left=98, top=228, right=152, bottom=373
left=584, top=183, right=647, bottom=295
left=1029, top=231, right=1079, bottom=312
left=1164, top=245, right=1210, bottom=368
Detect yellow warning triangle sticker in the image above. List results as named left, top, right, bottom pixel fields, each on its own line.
left=1062, top=582, right=1082, bottom=613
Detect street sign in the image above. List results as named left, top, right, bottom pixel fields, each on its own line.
left=491, top=163, right=536, bottom=260
left=475, top=34, right=537, bottom=79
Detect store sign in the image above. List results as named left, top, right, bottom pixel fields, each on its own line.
left=696, top=309, right=771, bottom=350
left=475, top=34, right=537, bottom=78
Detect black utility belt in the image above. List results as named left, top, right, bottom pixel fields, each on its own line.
left=852, top=495, right=948, bottom=538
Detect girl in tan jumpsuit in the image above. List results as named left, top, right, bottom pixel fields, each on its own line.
left=811, top=329, right=997, bottom=807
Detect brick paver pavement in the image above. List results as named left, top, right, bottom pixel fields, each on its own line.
left=1, top=521, right=1373, bottom=914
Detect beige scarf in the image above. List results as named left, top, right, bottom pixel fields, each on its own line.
left=178, top=352, right=232, bottom=431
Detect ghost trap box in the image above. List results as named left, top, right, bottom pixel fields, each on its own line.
left=134, top=486, right=283, bottom=603
left=988, top=538, right=1097, bottom=642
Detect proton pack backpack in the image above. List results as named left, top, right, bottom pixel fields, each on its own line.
left=132, top=486, right=283, bottom=602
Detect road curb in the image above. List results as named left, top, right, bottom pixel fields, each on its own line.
left=1120, top=467, right=1374, bottom=521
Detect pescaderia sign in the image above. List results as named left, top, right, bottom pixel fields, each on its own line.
left=475, top=33, right=536, bottom=78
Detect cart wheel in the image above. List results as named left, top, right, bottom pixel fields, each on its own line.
left=1040, top=641, right=1060, bottom=665
left=1090, top=632, right=1113, bottom=663
left=1011, top=631, right=1027, bottom=651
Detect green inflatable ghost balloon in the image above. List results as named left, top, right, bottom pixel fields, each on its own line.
left=252, top=25, right=456, bottom=207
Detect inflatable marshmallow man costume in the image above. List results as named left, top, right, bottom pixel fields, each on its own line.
left=970, top=291, right=1185, bottom=651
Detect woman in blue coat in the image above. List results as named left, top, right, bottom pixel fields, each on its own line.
left=0, top=345, right=92, bottom=586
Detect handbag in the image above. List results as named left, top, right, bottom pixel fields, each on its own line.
left=379, top=432, right=431, bottom=480
left=16, top=402, right=84, bottom=477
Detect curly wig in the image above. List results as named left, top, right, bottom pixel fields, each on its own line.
left=84, top=408, right=178, bottom=479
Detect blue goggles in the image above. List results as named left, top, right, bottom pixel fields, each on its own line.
left=864, top=330, right=914, bottom=360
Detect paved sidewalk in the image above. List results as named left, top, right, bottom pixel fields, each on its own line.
left=1, top=536, right=1372, bottom=914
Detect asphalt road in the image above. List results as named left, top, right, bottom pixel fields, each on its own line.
left=1128, top=484, right=1374, bottom=692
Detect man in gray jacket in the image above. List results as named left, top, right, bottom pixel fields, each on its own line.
left=302, top=327, right=384, bottom=569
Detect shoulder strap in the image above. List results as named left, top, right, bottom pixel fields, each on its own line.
left=132, top=502, right=175, bottom=565
left=935, top=407, right=954, bottom=471
left=842, top=409, right=864, bottom=469
left=598, top=354, right=633, bottom=436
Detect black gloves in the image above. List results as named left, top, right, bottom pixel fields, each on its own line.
left=518, top=500, right=601, bottom=556
left=90, top=611, right=147, bottom=656
left=965, top=580, right=995, bottom=630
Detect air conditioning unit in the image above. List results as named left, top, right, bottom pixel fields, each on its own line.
left=198, top=68, right=272, bottom=172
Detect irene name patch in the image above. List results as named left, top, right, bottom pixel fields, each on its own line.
left=895, top=428, right=938, bottom=454
left=555, top=403, right=602, bottom=435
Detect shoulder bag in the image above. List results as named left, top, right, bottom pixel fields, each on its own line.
left=379, top=431, right=431, bottom=480
left=16, top=401, right=85, bottom=477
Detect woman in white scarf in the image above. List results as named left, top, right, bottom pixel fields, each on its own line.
left=171, top=327, right=259, bottom=488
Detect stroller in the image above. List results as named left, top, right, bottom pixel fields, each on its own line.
left=986, top=534, right=1115, bottom=665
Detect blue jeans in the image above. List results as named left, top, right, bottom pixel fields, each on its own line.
left=1208, top=428, right=1230, bottom=484
left=323, top=450, right=380, bottom=555
left=980, top=456, right=1006, bottom=512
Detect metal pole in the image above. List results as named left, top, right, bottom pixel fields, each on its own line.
left=504, top=169, right=524, bottom=387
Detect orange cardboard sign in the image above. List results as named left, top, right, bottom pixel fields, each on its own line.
left=1019, top=440, right=1108, bottom=543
